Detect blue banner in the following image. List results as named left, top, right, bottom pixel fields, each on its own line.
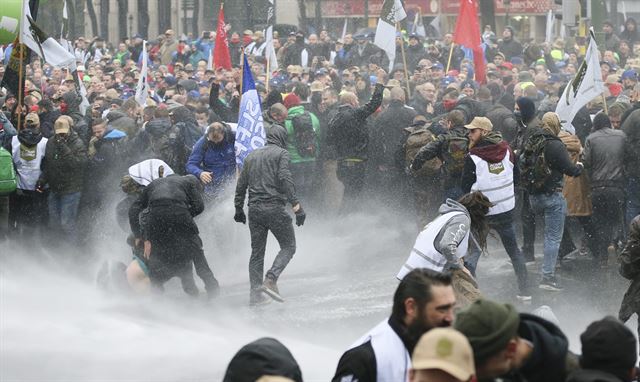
left=235, top=54, right=266, bottom=167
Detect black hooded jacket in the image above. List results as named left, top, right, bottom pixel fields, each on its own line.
left=223, top=337, right=303, bottom=382
left=234, top=124, right=299, bottom=208
left=516, top=313, right=572, bottom=382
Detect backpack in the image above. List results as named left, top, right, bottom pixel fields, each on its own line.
left=405, top=127, right=442, bottom=176
left=290, top=112, right=316, bottom=157
left=0, top=146, right=17, bottom=195
left=445, top=135, right=469, bottom=174
left=519, top=132, right=552, bottom=193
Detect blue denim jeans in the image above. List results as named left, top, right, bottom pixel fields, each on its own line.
left=48, top=192, right=81, bottom=242
left=530, top=192, right=567, bottom=278
left=464, top=210, right=528, bottom=292
left=627, top=177, right=640, bottom=227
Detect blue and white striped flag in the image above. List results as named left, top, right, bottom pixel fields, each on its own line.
left=235, top=54, right=266, bottom=167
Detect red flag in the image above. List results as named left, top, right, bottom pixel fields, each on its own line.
left=453, top=0, right=485, bottom=84
left=214, top=5, right=232, bottom=70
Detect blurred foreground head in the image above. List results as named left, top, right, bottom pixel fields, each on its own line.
left=223, top=337, right=303, bottom=382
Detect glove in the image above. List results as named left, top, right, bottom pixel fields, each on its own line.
left=234, top=207, right=246, bottom=224
left=295, top=207, right=306, bottom=226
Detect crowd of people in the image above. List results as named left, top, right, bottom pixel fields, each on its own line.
left=1, top=13, right=640, bottom=382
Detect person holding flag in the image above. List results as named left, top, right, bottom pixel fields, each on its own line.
left=234, top=54, right=305, bottom=306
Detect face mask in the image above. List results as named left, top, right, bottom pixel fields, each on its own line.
left=443, top=99, right=457, bottom=111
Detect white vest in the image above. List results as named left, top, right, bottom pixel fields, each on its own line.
left=470, top=149, right=515, bottom=216
left=11, top=135, right=47, bottom=191
left=397, top=211, right=470, bottom=279
left=349, top=319, right=411, bottom=382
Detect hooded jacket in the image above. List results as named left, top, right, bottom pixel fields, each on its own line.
left=503, top=313, right=573, bottom=382
left=235, top=124, right=299, bottom=208
left=284, top=105, right=320, bottom=164
left=224, top=337, right=303, bottom=382
left=433, top=199, right=472, bottom=267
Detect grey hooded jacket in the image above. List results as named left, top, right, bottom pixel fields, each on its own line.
left=234, top=124, right=299, bottom=208
left=434, top=199, right=471, bottom=269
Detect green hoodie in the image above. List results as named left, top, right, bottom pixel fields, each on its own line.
left=284, top=105, right=320, bottom=164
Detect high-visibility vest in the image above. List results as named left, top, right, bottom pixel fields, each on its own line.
left=470, top=149, right=515, bottom=216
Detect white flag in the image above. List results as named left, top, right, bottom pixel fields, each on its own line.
left=545, top=10, right=554, bottom=43
left=412, top=9, right=426, bottom=37
left=341, top=18, right=348, bottom=40
left=555, top=30, right=604, bottom=134
left=207, top=48, right=213, bottom=71
left=374, top=0, right=406, bottom=72
left=20, top=0, right=75, bottom=68
left=135, top=41, right=150, bottom=107
left=265, top=0, right=278, bottom=72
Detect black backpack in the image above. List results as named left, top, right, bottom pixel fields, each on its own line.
left=289, top=111, right=316, bottom=157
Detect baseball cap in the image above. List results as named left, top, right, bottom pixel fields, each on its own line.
left=386, top=79, right=402, bottom=88
left=500, top=62, right=514, bottom=70
left=25, top=112, right=40, bottom=127
left=431, top=62, right=444, bottom=71
left=412, top=328, right=475, bottom=381
left=310, top=81, right=325, bottom=92
left=465, top=116, right=493, bottom=131
left=621, top=69, right=638, bottom=81
left=54, top=117, right=71, bottom=134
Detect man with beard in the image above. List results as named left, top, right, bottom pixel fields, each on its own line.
left=332, top=269, right=456, bottom=382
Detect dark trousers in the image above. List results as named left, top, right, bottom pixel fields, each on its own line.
left=248, top=204, right=296, bottom=291
left=559, top=216, right=593, bottom=258
left=337, top=160, right=366, bottom=212
left=8, top=190, right=47, bottom=241
left=520, top=190, right=536, bottom=259
left=147, top=206, right=218, bottom=294
left=465, top=211, right=528, bottom=293
left=291, top=161, right=316, bottom=207
left=591, top=186, right=626, bottom=261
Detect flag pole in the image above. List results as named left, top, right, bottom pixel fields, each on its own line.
left=445, top=43, right=455, bottom=73
left=266, top=55, right=271, bottom=94
left=17, top=43, right=24, bottom=131
left=602, top=94, right=608, bottom=114
left=397, top=23, right=411, bottom=98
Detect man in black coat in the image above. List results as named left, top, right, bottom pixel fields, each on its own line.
left=129, top=174, right=219, bottom=297
left=234, top=124, right=305, bottom=306
left=327, top=83, right=384, bottom=211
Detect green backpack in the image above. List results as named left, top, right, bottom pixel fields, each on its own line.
left=519, top=132, right=553, bottom=193
left=0, top=146, right=17, bottom=195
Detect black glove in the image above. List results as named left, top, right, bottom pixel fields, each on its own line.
left=295, top=207, right=306, bottom=226
left=234, top=207, right=246, bottom=224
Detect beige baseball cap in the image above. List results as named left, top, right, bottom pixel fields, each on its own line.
left=464, top=116, right=493, bottom=132
left=412, top=328, right=475, bottom=381
left=54, top=117, right=71, bottom=134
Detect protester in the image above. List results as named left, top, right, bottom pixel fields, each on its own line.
left=223, top=337, right=303, bottom=382
left=410, top=328, right=475, bottom=382
left=332, top=269, right=455, bottom=382
left=234, top=123, right=305, bottom=305
left=455, top=299, right=577, bottom=382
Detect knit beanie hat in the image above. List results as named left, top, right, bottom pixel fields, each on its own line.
left=283, top=93, right=301, bottom=109
left=454, top=299, right=520, bottom=364
left=580, top=316, right=637, bottom=381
